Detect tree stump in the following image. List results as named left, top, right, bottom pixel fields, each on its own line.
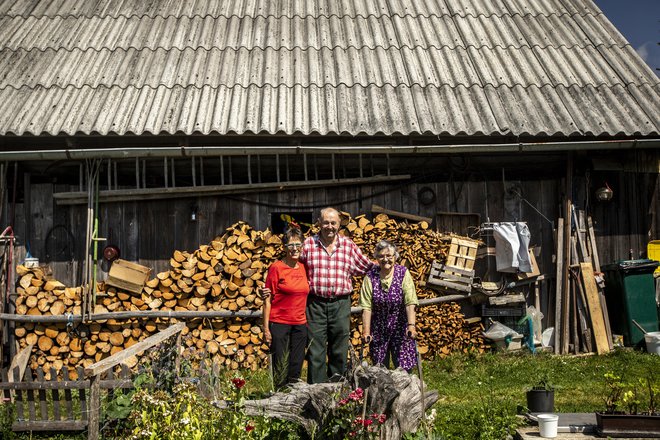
left=241, top=365, right=438, bottom=439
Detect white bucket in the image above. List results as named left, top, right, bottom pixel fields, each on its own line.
left=645, top=332, right=660, bottom=355
left=538, top=413, right=559, bottom=438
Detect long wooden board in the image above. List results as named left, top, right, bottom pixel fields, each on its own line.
left=580, top=263, right=610, bottom=355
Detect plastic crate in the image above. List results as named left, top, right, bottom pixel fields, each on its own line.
left=481, top=303, right=526, bottom=317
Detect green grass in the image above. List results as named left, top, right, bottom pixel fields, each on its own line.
left=425, top=348, right=660, bottom=413
left=3, top=349, right=658, bottom=439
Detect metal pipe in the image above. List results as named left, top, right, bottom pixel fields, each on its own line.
left=0, top=139, right=657, bottom=161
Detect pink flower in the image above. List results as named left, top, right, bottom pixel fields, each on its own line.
left=348, top=387, right=364, bottom=401
left=348, top=431, right=357, bottom=438
left=377, top=413, right=387, bottom=423
left=338, top=398, right=348, bottom=406
left=231, top=378, right=246, bottom=389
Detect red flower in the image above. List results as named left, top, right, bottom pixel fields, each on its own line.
left=353, top=417, right=364, bottom=425
left=348, top=431, right=357, bottom=438
left=348, top=387, right=364, bottom=401
left=231, top=378, right=246, bottom=389
left=245, top=423, right=255, bottom=432
left=364, top=418, right=373, bottom=426
left=338, top=398, right=349, bottom=406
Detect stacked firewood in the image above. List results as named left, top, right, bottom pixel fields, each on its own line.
left=341, top=213, right=485, bottom=356
left=13, top=214, right=485, bottom=376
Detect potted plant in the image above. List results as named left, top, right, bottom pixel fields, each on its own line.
left=596, top=371, right=660, bottom=437
left=526, top=373, right=554, bottom=413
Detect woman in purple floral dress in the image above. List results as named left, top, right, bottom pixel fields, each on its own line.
left=360, top=240, right=419, bottom=371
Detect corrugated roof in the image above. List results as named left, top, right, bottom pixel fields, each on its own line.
left=0, top=0, right=657, bottom=138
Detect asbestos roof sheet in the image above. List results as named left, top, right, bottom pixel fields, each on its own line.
left=0, top=0, right=658, bottom=138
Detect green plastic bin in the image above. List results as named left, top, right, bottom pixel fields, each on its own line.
left=602, top=259, right=659, bottom=347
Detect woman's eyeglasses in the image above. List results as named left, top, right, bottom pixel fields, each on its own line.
left=285, top=243, right=303, bottom=250
left=377, top=254, right=395, bottom=261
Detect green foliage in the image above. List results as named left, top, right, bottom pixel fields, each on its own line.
left=435, top=378, right=523, bottom=440
left=0, top=401, right=16, bottom=440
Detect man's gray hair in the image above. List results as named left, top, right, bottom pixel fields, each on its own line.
left=318, top=207, right=340, bottom=220
left=373, top=240, right=399, bottom=259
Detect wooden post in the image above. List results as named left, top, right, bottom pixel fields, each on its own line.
left=88, top=374, right=100, bottom=440
left=554, top=219, right=564, bottom=354
left=561, top=153, right=573, bottom=354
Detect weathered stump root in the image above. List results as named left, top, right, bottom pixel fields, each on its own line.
left=242, top=365, right=438, bottom=439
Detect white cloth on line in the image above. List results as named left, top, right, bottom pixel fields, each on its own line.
left=492, top=222, right=532, bottom=273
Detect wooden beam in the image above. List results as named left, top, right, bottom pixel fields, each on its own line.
left=587, top=216, right=601, bottom=272
left=371, top=204, right=432, bottom=224
left=0, top=294, right=465, bottom=324
left=84, top=322, right=185, bottom=377
left=54, top=175, right=412, bottom=205
left=580, top=263, right=610, bottom=355
left=561, top=153, right=573, bottom=354
left=554, top=219, right=564, bottom=354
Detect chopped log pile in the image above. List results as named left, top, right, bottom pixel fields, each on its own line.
left=13, top=213, right=485, bottom=376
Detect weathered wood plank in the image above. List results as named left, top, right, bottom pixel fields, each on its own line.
left=62, top=367, right=74, bottom=421
left=371, top=204, right=432, bottom=224
left=8, top=343, right=33, bottom=382
left=85, top=322, right=185, bottom=377
left=51, top=368, right=61, bottom=421
left=77, top=367, right=87, bottom=422
left=25, top=368, right=36, bottom=422
left=580, top=262, right=610, bottom=355
left=554, top=219, right=564, bottom=354
left=12, top=420, right=88, bottom=431
left=87, top=372, right=100, bottom=440
left=35, top=368, right=48, bottom=421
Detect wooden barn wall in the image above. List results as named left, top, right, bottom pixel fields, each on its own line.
left=10, top=170, right=657, bottom=278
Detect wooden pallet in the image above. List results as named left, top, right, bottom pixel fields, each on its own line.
left=445, top=237, right=478, bottom=270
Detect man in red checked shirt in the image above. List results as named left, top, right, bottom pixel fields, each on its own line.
left=300, top=207, right=375, bottom=384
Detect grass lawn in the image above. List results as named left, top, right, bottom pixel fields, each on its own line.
left=425, top=348, right=659, bottom=413
left=2, top=349, right=658, bottom=439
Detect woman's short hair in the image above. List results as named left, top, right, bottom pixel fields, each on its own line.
left=373, top=240, right=399, bottom=259
left=283, top=225, right=304, bottom=244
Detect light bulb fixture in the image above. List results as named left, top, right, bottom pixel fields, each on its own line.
left=190, top=205, right=198, bottom=221
left=595, top=183, right=613, bottom=202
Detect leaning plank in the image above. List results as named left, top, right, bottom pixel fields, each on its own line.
left=580, top=263, right=610, bottom=355
left=85, top=322, right=185, bottom=377
left=554, top=219, right=564, bottom=354
left=8, top=343, right=33, bottom=382
left=371, top=204, right=433, bottom=224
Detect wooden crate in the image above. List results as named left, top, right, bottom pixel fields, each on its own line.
left=445, top=237, right=479, bottom=270
left=105, top=259, right=151, bottom=294
left=427, top=237, right=479, bottom=293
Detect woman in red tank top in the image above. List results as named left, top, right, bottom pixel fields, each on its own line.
left=263, top=225, right=310, bottom=389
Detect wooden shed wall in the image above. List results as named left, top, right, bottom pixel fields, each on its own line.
left=11, top=170, right=658, bottom=289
